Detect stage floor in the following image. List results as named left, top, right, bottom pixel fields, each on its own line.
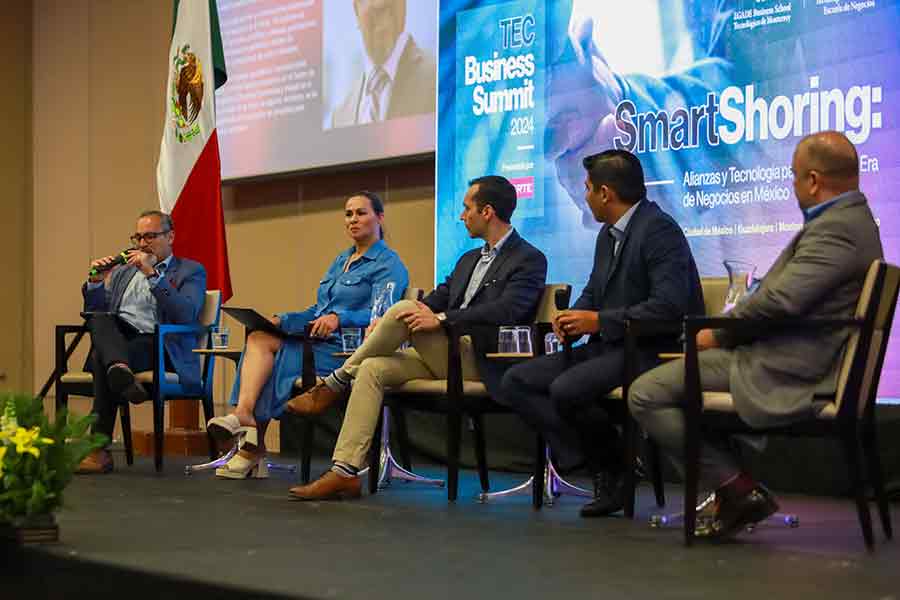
left=7, top=453, right=899, bottom=599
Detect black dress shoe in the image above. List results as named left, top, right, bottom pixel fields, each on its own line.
left=703, top=484, right=780, bottom=539
left=580, top=471, right=625, bottom=518
left=107, top=364, right=149, bottom=405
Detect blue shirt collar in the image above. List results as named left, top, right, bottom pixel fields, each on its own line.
left=482, top=227, right=515, bottom=258
left=609, top=200, right=642, bottom=242
left=802, top=191, right=853, bottom=224
left=156, top=254, right=174, bottom=274
left=345, top=239, right=387, bottom=262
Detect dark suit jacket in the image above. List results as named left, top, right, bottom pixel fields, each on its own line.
left=574, top=200, right=704, bottom=368
left=331, top=36, right=436, bottom=127
left=423, top=229, right=548, bottom=397
left=82, top=256, right=207, bottom=389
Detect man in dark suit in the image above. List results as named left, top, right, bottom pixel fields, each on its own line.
left=502, top=149, right=704, bottom=517
left=330, top=0, right=436, bottom=128
left=629, top=131, right=883, bottom=538
left=76, top=210, right=207, bottom=474
left=286, top=175, right=548, bottom=500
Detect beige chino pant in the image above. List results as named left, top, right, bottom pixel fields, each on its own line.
left=332, top=300, right=481, bottom=468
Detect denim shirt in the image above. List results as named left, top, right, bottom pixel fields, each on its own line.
left=278, top=239, right=409, bottom=334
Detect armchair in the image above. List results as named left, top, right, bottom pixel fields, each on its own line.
left=676, top=260, right=898, bottom=548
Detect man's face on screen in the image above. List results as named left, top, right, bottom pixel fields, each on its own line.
left=354, top=0, right=406, bottom=66
left=460, top=185, right=488, bottom=239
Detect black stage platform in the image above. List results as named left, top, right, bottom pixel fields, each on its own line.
left=2, top=453, right=898, bottom=599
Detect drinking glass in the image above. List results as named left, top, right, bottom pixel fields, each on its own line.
left=341, top=328, right=363, bottom=353
left=544, top=332, right=562, bottom=354
left=515, top=326, right=534, bottom=355
left=211, top=325, right=230, bottom=348
left=498, top=326, right=518, bottom=353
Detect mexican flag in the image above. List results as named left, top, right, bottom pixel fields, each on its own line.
left=157, top=0, right=232, bottom=301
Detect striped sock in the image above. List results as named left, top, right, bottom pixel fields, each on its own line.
left=323, top=370, right=350, bottom=393
left=331, top=461, right=359, bottom=479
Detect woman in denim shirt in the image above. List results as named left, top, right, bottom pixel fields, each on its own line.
left=208, top=192, right=408, bottom=478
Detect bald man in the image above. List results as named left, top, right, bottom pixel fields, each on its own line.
left=628, top=131, right=883, bottom=539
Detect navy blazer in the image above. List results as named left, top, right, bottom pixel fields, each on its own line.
left=424, top=229, right=548, bottom=397
left=82, top=256, right=208, bottom=389
left=574, top=201, right=704, bottom=361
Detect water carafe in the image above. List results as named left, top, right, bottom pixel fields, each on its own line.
left=723, top=260, right=756, bottom=312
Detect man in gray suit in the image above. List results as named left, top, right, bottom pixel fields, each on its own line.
left=330, top=0, right=435, bottom=128
left=628, top=131, right=883, bottom=538
left=77, top=210, right=207, bottom=473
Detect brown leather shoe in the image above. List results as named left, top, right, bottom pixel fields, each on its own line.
left=284, top=382, right=343, bottom=416
left=288, top=471, right=362, bottom=501
left=76, top=449, right=114, bottom=474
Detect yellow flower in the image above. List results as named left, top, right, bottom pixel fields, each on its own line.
left=9, top=426, right=53, bottom=459
left=0, top=445, right=6, bottom=475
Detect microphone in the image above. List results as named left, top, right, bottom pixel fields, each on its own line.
left=88, top=248, right=135, bottom=278
left=554, top=288, right=573, bottom=362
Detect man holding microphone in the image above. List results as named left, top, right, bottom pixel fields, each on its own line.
left=76, top=210, right=206, bottom=474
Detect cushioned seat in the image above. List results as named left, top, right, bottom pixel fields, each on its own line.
left=60, top=371, right=179, bottom=385
left=390, top=379, right=490, bottom=397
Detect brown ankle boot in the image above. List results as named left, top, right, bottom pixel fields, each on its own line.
left=288, top=471, right=362, bottom=501
left=284, top=382, right=343, bottom=416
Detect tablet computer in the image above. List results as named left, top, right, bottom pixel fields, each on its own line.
left=221, top=307, right=286, bottom=337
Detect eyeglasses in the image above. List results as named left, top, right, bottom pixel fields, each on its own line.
left=130, top=230, right=170, bottom=244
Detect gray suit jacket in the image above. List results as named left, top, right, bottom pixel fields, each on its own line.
left=331, top=37, right=436, bottom=128
left=82, top=256, right=207, bottom=389
left=717, top=191, right=883, bottom=427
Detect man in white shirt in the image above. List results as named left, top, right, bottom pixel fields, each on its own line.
left=77, top=210, right=206, bottom=474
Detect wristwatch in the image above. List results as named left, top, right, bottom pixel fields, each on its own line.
left=435, top=312, right=447, bottom=323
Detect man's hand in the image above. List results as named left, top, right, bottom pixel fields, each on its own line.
left=126, top=250, right=157, bottom=277
left=309, top=313, right=339, bottom=338
left=554, top=310, right=600, bottom=338
left=88, top=255, right=118, bottom=283
left=696, top=329, right=720, bottom=351
left=397, top=301, right=441, bottom=333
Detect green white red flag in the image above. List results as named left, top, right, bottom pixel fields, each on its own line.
left=157, top=0, right=232, bottom=301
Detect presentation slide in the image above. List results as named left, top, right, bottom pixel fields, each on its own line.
left=437, top=0, right=900, bottom=396
left=215, top=0, right=437, bottom=180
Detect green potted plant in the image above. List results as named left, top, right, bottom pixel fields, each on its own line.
left=0, top=393, right=106, bottom=543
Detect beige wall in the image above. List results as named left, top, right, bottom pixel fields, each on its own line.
left=0, top=2, right=33, bottom=394
left=30, top=1, right=435, bottom=448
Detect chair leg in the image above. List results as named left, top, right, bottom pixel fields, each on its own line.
left=369, top=411, right=384, bottom=495
left=861, top=423, right=893, bottom=540
left=623, top=418, right=638, bottom=518
left=683, top=429, right=701, bottom=546
left=648, top=437, right=666, bottom=508
left=842, top=428, right=875, bottom=548
left=152, top=396, right=164, bottom=473
left=120, top=403, right=134, bottom=466
left=447, top=411, right=462, bottom=502
left=471, top=414, right=490, bottom=493
left=393, top=407, right=413, bottom=471
left=300, top=418, right=314, bottom=484
left=200, top=395, right=216, bottom=461
left=532, top=434, right=545, bottom=510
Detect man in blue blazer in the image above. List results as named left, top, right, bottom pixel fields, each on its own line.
left=502, top=150, right=704, bottom=517
left=77, top=210, right=207, bottom=473
left=285, top=175, right=548, bottom=500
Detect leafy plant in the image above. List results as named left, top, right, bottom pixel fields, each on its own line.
left=0, top=393, right=107, bottom=526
